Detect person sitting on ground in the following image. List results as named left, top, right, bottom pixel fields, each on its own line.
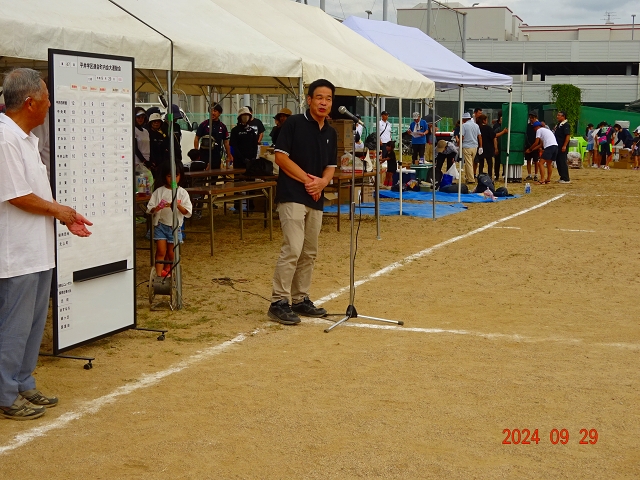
left=270, top=108, right=292, bottom=145
left=147, top=161, right=192, bottom=278
left=382, top=141, right=397, bottom=186
left=527, top=121, right=557, bottom=184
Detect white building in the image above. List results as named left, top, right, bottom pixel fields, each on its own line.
left=397, top=3, right=640, bottom=111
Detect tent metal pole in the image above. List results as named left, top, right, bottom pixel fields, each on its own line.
left=398, top=97, right=403, bottom=216
left=432, top=95, right=436, bottom=221
left=298, top=76, right=304, bottom=113
left=505, top=88, right=513, bottom=189
left=208, top=86, right=213, bottom=169
left=106, top=0, right=182, bottom=309
left=167, top=59, right=182, bottom=309
left=458, top=86, right=464, bottom=203
left=375, top=95, right=381, bottom=239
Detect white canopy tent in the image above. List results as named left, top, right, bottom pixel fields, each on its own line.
left=211, top=0, right=434, bottom=99
left=1, top=0, right=437, bottom=305
left=342, top=16, right=514, bottom=211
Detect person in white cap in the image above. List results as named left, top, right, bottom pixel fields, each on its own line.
left=229, top=107, right=258, bottom=170
left=460, top=112, right=482, bottom=183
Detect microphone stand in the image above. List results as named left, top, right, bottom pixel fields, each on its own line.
left=324, top=112, right=404, bottom=333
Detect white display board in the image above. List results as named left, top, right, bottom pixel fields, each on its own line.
left=49, top=49, right=136, bottom=353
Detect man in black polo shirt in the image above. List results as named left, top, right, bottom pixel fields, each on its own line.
left=268, top=79, right=338, bottom=325
left=553, top=111, right=571, bottom=184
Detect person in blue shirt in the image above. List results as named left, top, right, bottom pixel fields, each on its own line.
left=406, top=112, right=428, bottom=164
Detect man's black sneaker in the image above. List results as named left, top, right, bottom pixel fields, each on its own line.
left=291, top=297, right=327, bottom=318
left=268, top=300, right=301, bottom=325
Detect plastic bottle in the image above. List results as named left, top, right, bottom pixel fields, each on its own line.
left=227, top=156, right=233, bottom=169
left=524, top=182, right=531, bottom=194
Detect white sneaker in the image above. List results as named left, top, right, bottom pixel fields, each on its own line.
left=558, top=179, right=571, bottom=184
left=604, top=166, right=610, bottom=170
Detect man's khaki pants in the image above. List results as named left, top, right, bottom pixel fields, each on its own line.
left=463, top=147, right=477, bottom=183
left=272, top=202, right=323, bottom=304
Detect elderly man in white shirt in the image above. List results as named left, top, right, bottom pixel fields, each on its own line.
left=0, top=68, right=92, bottom=420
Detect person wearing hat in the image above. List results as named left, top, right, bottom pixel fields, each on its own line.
left=524, top=112, right=540, bottom=181
left=434, top=139, right=458, bottom=186
left=147, top=112, right=169, bottom=175
left=526, top=121, right=557, bottom=185
left=553, top=111, right=571, bottom=183
left=230, top=107, right=258, bottom=170
left=460, top=112, right=482, bottom=183
left=194, top=103, right=232, bottom=170
left=245, top=106, right=265, bottom=146
left=379, top=110, right=391, bottom=148
left=407, top=112, right=428, bottom=164
left=134, top=107, right=151, bottom=168
left=270, top=107, right=292, bottom=145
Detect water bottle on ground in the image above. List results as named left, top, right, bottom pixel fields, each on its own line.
left=524, top=182, right=531, bottom=194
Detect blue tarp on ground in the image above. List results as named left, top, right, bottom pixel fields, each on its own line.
left=324, top=201, right=467, bottom=219
left=378, top=190, right=520, bottom=203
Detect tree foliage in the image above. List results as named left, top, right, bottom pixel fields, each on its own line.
left=551, top=84, right=582, bottom=134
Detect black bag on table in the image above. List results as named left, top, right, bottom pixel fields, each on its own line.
left=245, top=157, right=274, bottom=177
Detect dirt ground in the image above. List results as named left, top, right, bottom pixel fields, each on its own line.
left=1, top=166, right=639, bottom=479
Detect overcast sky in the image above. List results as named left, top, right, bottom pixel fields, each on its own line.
left=295, top=0, right=638, bottom=27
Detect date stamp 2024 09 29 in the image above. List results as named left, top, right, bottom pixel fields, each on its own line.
left=502, top=428, right=599, bottom=445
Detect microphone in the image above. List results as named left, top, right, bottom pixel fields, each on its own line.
left=338, top=106, right=364, bottom=126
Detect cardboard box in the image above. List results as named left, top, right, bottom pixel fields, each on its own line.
left=619, top=149, right=631, bottom=161
left=331, top=119, right=355, bottom=149
left=259, top=145, right=274, bottom=157
left=612, top=160, right=631, bottom=169
left=355, top=186, right=374, bottom=204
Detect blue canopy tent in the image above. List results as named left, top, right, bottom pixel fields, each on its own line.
left=342, top=16, right=514, bottom=209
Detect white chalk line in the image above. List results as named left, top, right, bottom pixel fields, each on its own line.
left=0, top=331, right=254, bottom=456
left=0, top=193, right=567, bottom=455
left=492, top=226, right=521, bottom=230
left=315, top=194, right=566, bottom=307
left=558, top=228, right=595, bottom=233
left=303, top=318, right=640, bottom=350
